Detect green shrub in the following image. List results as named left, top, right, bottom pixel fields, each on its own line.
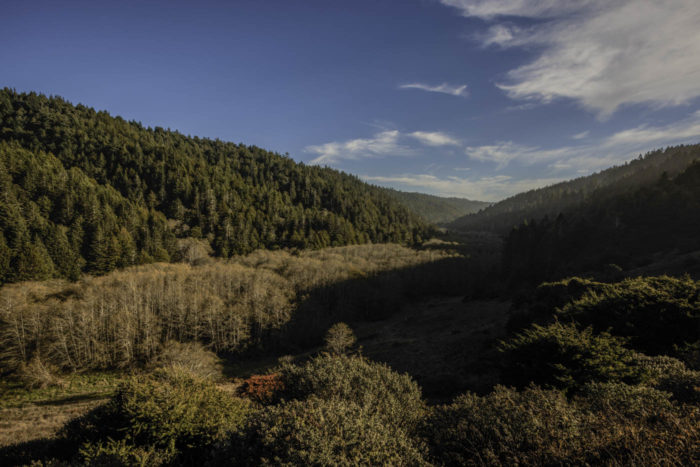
left=557, top=275, right=700, bottom=357
left=62, top=368, right=251, bottom=465
left=78, top=438, right=170, bottom=466
left=632, top=353, right=700, bottom=403
left=578, top=382, right=700, bottom=465
left=508, top=277, right=601, bottom=334
left=275, top=354, right=425, bottom=430
left=423, top=386, right=585, bottom=465
left=148, top=340, right=223, bottom=380
left=424, top=383, right=700, bottom=466
left=578, top=382, right=673, bottom=419
left=233, top=397, right=428, bottom=466
left=499, top=322, right=643, bottom=392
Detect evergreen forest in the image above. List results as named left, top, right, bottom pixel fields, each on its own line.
left=0, top=89, right=432, bottom=284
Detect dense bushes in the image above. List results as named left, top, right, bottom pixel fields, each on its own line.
left=228, top=354, right=428, bottom=465
left=7, top=352, right=699, bottom=465
left=62, top=369, right=251, bottom=465
left=424, top=386, right=585, bottom=465
left=508, top=275, right=700, bottom=362
left=234, top=397, right=428, bottom=466
left=274, top=353, right=426, bottom=430
left=556, top=275, right=700, bottom=357
left=424, top=384, right=700, bottom=466
left=499, top=322, right=643, bottom=392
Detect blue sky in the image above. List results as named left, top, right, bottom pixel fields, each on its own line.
left=3, top=0, right=700, bottom=201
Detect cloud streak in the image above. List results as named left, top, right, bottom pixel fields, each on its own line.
left=399, top=82, right=469, bottom=97
left=362, top=173, right=565, bottom=202
left=306, top=129, right=461, bottom=164
left=442, top=0, right=700, bottom=117
left=464, top=111, right=700, bottom=173
left=408, top=131, right=460, bottom=146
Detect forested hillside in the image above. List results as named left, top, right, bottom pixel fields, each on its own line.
left=448, top=144, right=700, bottom=233
left=385, top=189, right=489, bottom=224
left=502, top=160, right=700, bottom=285
left=0, top=89, right=432, bottom=284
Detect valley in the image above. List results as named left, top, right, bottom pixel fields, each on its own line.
left=0, top=89, right=699, bottom=465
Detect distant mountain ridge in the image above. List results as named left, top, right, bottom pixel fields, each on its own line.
left=0, top=89, right=432, bottom=284
left=384, top=189, right=490, bottom=224
left=448, top=144, right=700, bottom=233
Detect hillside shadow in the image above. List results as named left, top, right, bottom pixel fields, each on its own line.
left=224, top=237, right=506, bottom=400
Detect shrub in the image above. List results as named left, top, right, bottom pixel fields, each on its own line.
left=578, top=382, right=673, bottom=419
left=557, top=275, right=700, bottom=357
left=238, top=374, right=284, bottom=405
left=275, top=354, right=425, bottom=430
left=149, top=340, right=222, bottom=380
left=323, top=322, right=356, bottom=354
left=61, top=368, right=251, bottom=465
left=632, top=353, right=700, bottom=403
left=424, top=383, right=700, bottom=466
left=578, top=382, right=700, bottom=465
left=507, top=277, right=601, bottom=334
left=499, top=322, right=643, bottom=392
left=233, top=397, right=428, bottom=466
left=423, top=386, right=585, bottom=465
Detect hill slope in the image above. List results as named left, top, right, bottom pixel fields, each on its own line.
left=0, top=89, right=432, bottom=284
left=384, top=189, right=490, bottom=224
left=503, top=160, right=700, bottom=285
left=448, top=144, right=700, bottom=233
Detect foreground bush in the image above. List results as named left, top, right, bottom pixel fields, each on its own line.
left=232, top=397, right=428, bottom=466
left=425, top=384, right=700, bottom=466
left=61, top=368, right=251, bottom=465
left=424, top=386, right=586, bottom=465
left=499, top=322, right=643, bottom=392
left=274, top=353, right=426, bottom=430
left=632, top=353, right=700, bottom=403
left=578, top=382, right=700, bottom=465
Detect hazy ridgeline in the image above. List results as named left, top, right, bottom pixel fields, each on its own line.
left=0, top=243, right=465, bottom=374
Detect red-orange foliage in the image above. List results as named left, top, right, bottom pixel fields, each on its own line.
left=238, top=374, right=284, bottom=404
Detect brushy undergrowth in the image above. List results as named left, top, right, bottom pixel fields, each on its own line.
left=61, top=368, right=251, bottom=465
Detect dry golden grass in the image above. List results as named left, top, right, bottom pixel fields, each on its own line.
left=0, top=397, right=106, bottom=447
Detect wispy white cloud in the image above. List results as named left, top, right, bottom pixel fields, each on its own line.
left=442, top=0, right=700, bottom=117
left=602, top=112, right=700, bottom=147
left=408, top=131, right=460, bottom=146
left=572, top=131, right=590, bottom=140
left=362, top=173, right=565, bottom=201
left=441, top=0, right=592, bottom=19
left=305, top=129, right=462, bottom=164
left=305, top=130, right=411, bottom=165
left=465, top=142, right=571, bottom=169
left=464, top=111, right=700, bottom=173
left=399, top=82, right=469, bottom=97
